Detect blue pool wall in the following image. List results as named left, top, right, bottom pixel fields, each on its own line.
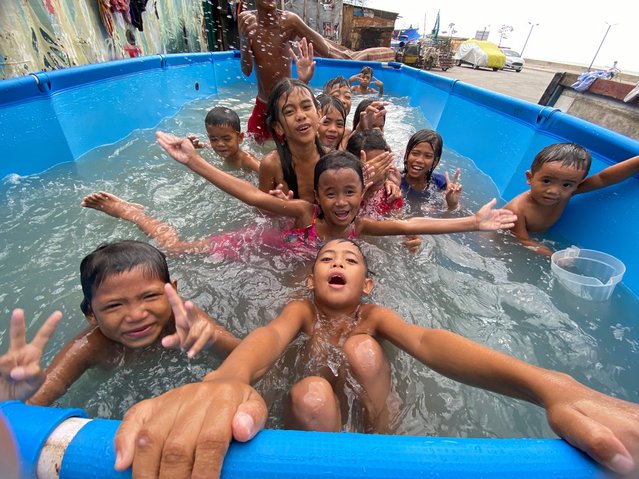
left=0, top=52, right=638, bottom=294
left=0, top=401, right=608, bottom=479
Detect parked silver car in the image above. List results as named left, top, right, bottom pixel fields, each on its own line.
left=499, top=48, right=525, bottom=72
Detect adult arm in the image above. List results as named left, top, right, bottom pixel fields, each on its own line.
left=156, top=131, right=311, bottom=219
left=358, top=198, right=517, bottom=236
left=372, top=307, right=639, bottom=476
left=113, top=300, right=313, bottom=478
left=577, top=155, right=639, bottom=194
left=0, top=309, right=61, bottom=401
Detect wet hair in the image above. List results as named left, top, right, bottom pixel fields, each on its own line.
left=352, top=99, right=385, bottom=131
left=323, top=76, right=350, bottom=93
left=204, top=106, right=241, bottom=132
left=80, top=240, right=170, bottom=315
left=314, top=239, right=369, bottom=275
left=530, top=143, right=592, bottom=175
left=360, top=66, right=373, bottom=76
left=313, top=150, right=365, bottom=192
left=346, top=129, right=390, bottom=157
left=265, top=78, right=325, bottom=199
left=402, top=129, right=443, bottom=183
left=317, top=94, right=347, bottom=123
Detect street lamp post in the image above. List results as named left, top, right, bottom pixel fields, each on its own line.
left=481, top=25, right=490, bottom=41
left=520, top=21, right=538, bottom=57
left=588, top=22, right=615, bottom=71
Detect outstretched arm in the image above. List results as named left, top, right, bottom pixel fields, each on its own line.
left=372, top=308, right=639, bottom=476
left=155, top=131, right=311, bottom=219
left=210, top=300, right=311, bottom=384
left=0, top=309, right=61, bottom=401
left=288, top=12, right=330, bottom=57
left=358, top=198, right=517, bottom=236
left=577, top=155, right=639, bottom=194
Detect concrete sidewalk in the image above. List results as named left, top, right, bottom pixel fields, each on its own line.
left=427, top=65, right=556, bottom=104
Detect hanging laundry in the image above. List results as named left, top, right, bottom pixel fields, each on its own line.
left=130, top=0, right=149, bottom=31
left=98, top=0, right=115, bottom=37
left=110, top=0, right=132, bottom=24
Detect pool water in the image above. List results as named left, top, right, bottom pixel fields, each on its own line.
left=0, top=84, right=637, bottom=438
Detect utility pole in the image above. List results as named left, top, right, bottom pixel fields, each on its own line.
left=520, top=21, right=538, bottom=57
left=588, top=22, right=615, bottom=71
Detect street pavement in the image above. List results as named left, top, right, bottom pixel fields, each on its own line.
left=426, top=63, right=556, bottom=104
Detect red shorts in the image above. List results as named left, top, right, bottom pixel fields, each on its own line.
left=247, top=96, right=271, bottom=143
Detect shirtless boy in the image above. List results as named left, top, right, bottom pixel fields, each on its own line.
left=239, top=0, right=330, bottom=142
left=505, top=143, right=639, bottom=255
left=24, top=240, right=239, bottom=406
left=349, top=66, right=384, bottom=96
left=188, top=107, right=260, bottom=172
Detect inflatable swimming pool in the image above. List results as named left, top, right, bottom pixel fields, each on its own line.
left=1, top=52, right=637, bottom=478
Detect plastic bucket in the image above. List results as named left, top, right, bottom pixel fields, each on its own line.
left=551, top=248, right=626, bottom=301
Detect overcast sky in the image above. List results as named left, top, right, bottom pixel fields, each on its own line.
left=364, top=0, right=638, bottom=74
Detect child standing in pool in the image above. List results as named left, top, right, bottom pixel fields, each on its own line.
left=114, top=239, right=639, bottom=478
left=20, top=240, right=239, bottom=406
left=504, top=144, right=639, bottom=255
left=187, top=107, right=260, bottom=172
left=401, top=129, right=462, bottom=210
left=239, top=0, right=329, bottom=142
left=349, top=66, right=384, bottom=96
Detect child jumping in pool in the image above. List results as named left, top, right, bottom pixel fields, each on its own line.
left=114, top=239, right=639, bottom=478
left=349, top=66, right=384, bottom=96
left=401, top=129, right=462, bottom=210
left=504, top=144, right=639, bottom=255
left=82, top=138, right=516, bottom=256
left=239, top=0, right=329, bottom=142
left=22, top=240, right=239, bottom=406
left=187, top=107, right=260, bottom=172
